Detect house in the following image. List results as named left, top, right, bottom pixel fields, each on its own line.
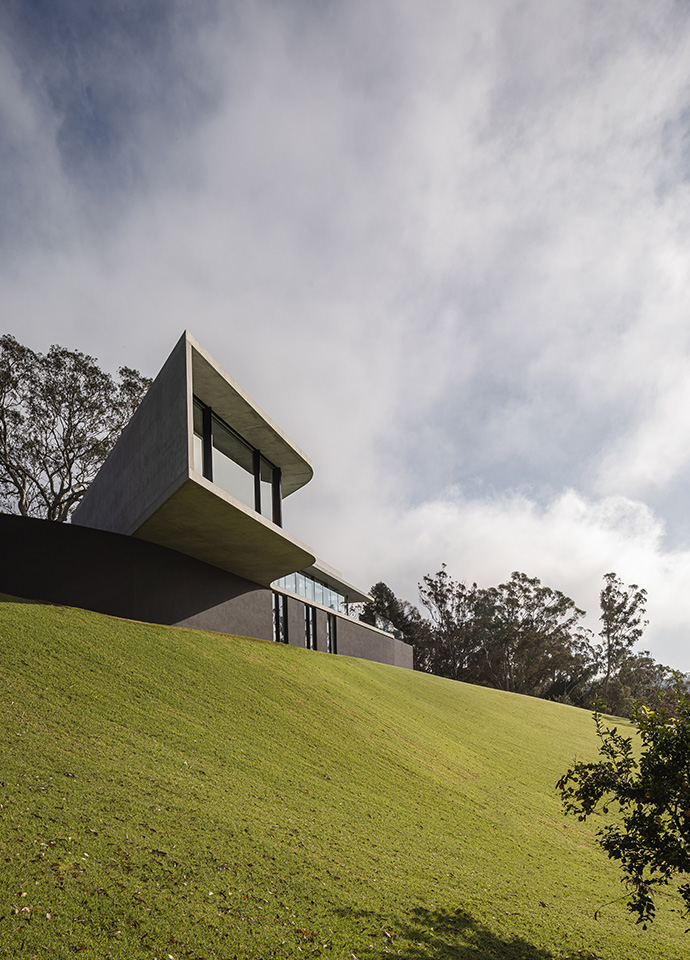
left=61, top=331, right=412, bottom=668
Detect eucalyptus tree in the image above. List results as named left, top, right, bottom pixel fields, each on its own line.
left=598, top=572, right=648, bottom=708
left=359, top=581, right=431, bottom=663
left=0, top=334, right=151, bottom=521
left=418, top=565, right=488, bottom=681
left=480, top=571, right=592, bottom=697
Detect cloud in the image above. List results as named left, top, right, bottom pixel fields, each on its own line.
left=4, top=2, right=690, bottom=667
left=317, top=486, right=690, bottom=670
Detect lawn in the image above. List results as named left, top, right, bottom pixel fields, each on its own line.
left=0, top=593, right=686, bottom=958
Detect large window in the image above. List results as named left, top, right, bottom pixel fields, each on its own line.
left=212, top=416, right=255, bottom=508
left=272, top=571, right=346, bottom=613
left=193, top=397, right=282, bottom=525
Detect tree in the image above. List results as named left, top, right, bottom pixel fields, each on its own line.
left=557, top=685, right=690, bottom=928
left=0, top=335, right=151, bottom=521
left=359, top=581, right=431, bottom=661
left=588, top=650, right=673, bottom=719
left=418, top=566, right=487, bottom=682
left=481, top=572, right=592, bottom=697
left=598, top=573, right=648, bottom=708
left=417, top=567, right=595, bottom=697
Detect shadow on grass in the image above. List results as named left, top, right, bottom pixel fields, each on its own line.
left=361, top=905, right=596, bottom=960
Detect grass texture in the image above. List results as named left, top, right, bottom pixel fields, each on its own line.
left=0, top=593, right=687, bottom=959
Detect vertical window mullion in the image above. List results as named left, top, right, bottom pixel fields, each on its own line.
left=202, top=405, right=213, bottom=482
left=252, top=448, right=261, bottom=514
left=273, top=467, right=282, bottom=527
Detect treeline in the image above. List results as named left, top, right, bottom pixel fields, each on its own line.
left=359, top=568, right=679, bottom=716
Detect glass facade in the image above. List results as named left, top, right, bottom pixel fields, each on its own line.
left=193, top=401, right=204, bottom=474
left=272, top=570, right=346, bottom=613
left=193, top=397, right=282, bottom=525
left=212, top=416, right=255, bottom=508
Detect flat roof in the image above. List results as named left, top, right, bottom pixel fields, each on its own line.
left=304, top=559, right=372, bottom=604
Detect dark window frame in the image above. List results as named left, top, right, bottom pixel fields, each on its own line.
left=272, top=592, right=289, bottom=644
left=326, top=612, right=337, bottom=654
left=305, top=604, right=317, bottom=650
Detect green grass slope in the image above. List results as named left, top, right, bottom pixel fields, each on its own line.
left=0, top=595, right=685, bottom=959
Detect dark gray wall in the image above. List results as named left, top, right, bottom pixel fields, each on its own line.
left=336, top=614, right=414, bottom=668
left=0, top=514, right=272, bottom=640
left=314, top=608, right=327, bottom=652
left=286, top=595, right=306, bottom=649
left=0, top=515, right=413, bottom=669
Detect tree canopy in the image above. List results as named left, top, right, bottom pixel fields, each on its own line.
left=362, top=568, right=674, bottom=714
left=598, top=572, right=648, bottom=705
left=0, top=335, right=151, bottom=521
left=359, top=581, right=431, bottom=657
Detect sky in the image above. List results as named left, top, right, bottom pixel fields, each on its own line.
left=4, top=0, right=690, bottom=668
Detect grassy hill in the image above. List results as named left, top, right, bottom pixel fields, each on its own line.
left=0, top=594, right=686, bottom=959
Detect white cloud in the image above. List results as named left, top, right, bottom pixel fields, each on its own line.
left=5, top=2, right=690, bottom=669
left=314, top=486, right=690, bottom=670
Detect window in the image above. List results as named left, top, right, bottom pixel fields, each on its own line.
left=295, top=572, right=309, bottom=600
left=326, top=613, right=337, bottom=654
left=193, top=400, right=204, bottom=474
left=305, top=605, right=317, bottom=650
left=193, top=397, right=282, bottom=525
left=211, top=415, right=254, bottom=509
left=280, top=572, right=296, bottom=594
left=272, top=593, right=288, bottom=644
left=259, top=457, right=274, bottom=521
left=271, top=570, right=346, bottom=614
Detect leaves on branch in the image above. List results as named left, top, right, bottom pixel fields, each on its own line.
left=0, top=334, right=151, bottom=521
left=557, top=684, right=690, bottom=927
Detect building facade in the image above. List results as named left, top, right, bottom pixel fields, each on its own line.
left=59, top=332, right=412, bottom=668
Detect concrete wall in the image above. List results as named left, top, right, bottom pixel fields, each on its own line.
left=72, top=333, right=190, bottom=536
left=286, top=595, right=306, bottom=649
left=0, top=514, right=272, bottom=640
left=336, top=614, right=414, bottom=668
left=0, top=515, right=414, bottom=669
left=280, top=593, right=414, bottom=668
left=315, top=608, right=328, bottom=652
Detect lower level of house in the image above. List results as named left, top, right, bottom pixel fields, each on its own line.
left=0, top=514, right=413, bottom=669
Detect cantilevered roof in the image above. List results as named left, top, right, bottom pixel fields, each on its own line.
left=134, top=474, right=316, bottom=586
left=188, top=333, right=313, bottom=497
left=304, top=559, right=372, bottom=604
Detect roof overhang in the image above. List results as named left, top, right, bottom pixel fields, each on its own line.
left=304, top=559, right=372, bottom=604
left=133, top=474, right=316, bottom=586
left=188, top=333, right=313, bottom=497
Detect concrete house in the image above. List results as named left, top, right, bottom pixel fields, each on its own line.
left=4, top=331, right=410, bottom=668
